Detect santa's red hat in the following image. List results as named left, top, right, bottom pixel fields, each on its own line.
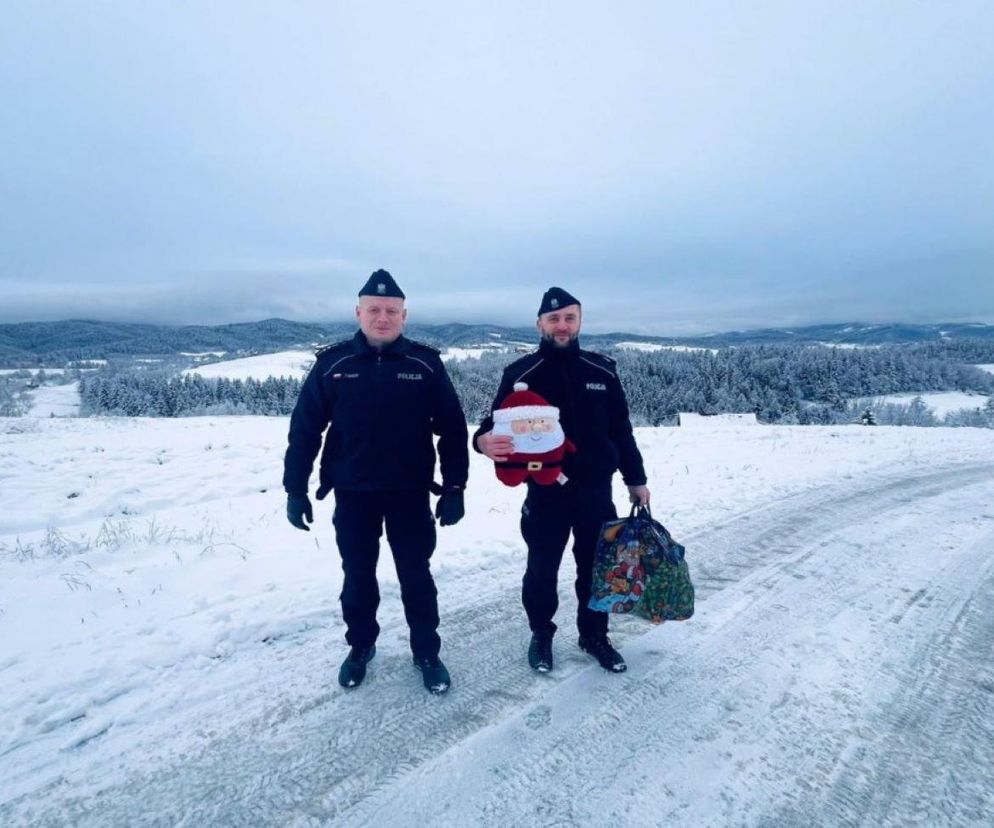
left=493, top=382, right=559, bottom=423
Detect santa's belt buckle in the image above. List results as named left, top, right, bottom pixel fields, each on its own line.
left=527, top=461, right=543, bottom=471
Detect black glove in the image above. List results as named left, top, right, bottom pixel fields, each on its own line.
left=286, top=492, right=314, bottom=531
left=435, top=489, right=465, bottom=527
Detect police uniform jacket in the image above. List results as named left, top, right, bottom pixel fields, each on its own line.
left=473, top=338, right=646, bottom=487
left=283, top=331, right=469, bottom=495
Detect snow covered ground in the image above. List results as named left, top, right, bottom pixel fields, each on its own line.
left=678, top=412, right=758, bottom=427
left=24, top=383, right=81, bottom=418
left=178, top=339, right=726, bottom=376
left=873, top=391, right=990, bottom=417
left=183, top=351, right=315, bottom=381
left=975, top=364, right=994, bottom=375
left=182, top=345, right=522, bottom=376
left=440, top=344, right=525, bottom=362
left=0, top=368, right=68, bottom=376
left=1, top=418, right=993, bottom=825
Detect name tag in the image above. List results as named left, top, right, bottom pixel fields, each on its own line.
left=333, top=373, right=359, bottom=379
left=586, top=382, right=607, bottom=391
left=397, top=373, right=423, bottom=381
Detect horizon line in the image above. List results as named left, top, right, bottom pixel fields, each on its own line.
left=2, top=316, right=993, bottom=341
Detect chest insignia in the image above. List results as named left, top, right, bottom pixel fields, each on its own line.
left=397, top=372, right=424, bottom=381
left=586, top=382, right=607, bottom=391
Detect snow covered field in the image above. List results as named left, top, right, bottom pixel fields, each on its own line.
left=183, top=346, right=518, bottom=377
left=183, top=351, right=316, bottom=381
left=1, top=418, right=993, bottom=825
left=0, top=368, right=68, bottom=376
left=440, top=344, right=528, bottom=362
left=24, top=383, right=81, bottom=418
left=873, top=391, right=990, bottom=417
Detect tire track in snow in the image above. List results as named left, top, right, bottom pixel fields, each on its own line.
left=4, top=463, right=994, bottom=826
left=785, top=550, right=994, bottom=827
left=346, top=468, right=994, bottom=826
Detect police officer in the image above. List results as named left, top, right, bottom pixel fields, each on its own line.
left=473, top=287, right=649, bottom=674
left=284, top=269, right=469, bottom=694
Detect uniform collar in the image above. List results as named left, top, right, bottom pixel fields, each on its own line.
left=352, top=330, right=411, bottom=357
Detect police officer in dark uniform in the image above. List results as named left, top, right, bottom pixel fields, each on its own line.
left=283, top=269, right=469, bottom=694
left=474, top=287, right=649, bottom=674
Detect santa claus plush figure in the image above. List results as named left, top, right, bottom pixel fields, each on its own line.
left=492, top=383, right=576, bottom=486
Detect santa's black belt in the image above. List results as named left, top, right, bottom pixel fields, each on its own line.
left=502, top=459, right=562, bottom=471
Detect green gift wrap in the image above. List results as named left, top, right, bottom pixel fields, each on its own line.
left=588, top=505, right=694, bottom=624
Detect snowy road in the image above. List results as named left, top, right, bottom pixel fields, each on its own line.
left=5, top=459, right=993, bottom=826
left=352, top=465, right=994, bottom=827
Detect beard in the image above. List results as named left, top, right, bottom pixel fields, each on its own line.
left=493, top=421, right=566, bottom=455
left=541, top=330, right=578, bottom=348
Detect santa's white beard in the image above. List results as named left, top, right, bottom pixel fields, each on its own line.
left=492, top=421, right=565, bottom=454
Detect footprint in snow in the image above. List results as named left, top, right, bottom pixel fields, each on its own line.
left=525, top=705, right=552, bottom=730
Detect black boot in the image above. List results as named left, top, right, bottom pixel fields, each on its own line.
left=413, top=654, right=451, bottom=695
left=578, top=636, right=626, bottom=673
left=528, top=632, right=554, bottom=673
left=338, top=644, right=376, bottom=688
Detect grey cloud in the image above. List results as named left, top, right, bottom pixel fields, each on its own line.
left=1, top=2, right=992, bottom=332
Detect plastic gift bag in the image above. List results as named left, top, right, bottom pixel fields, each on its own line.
left=588, top=505, right=694, bottom=623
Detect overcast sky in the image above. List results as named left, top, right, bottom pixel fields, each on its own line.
left=2, top=1, right=992, bottom=335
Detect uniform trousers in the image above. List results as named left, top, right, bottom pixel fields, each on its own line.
left=520, top=479, right=618, bottom=639
left=332, top=489, right=440, bottom=658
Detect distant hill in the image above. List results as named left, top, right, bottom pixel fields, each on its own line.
left=0, top=319, right=354, bottom=363
left=682, top=322, right=994, bottom=346
left=2, top=319, right=993, bottom=365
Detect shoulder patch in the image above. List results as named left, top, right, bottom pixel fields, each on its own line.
left=314, top=340, right=351, bottom=358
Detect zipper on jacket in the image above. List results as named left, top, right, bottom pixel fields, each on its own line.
left=374, top=354, right=385, bottom=484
